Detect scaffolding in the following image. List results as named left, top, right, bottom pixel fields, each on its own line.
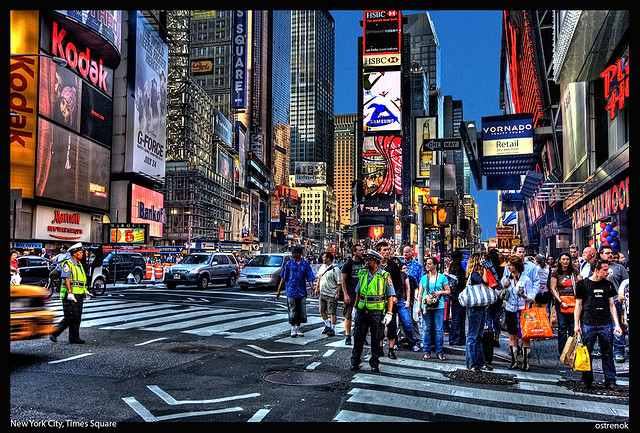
left=155, top=10, right=231, bottom=244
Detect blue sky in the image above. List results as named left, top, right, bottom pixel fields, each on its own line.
left=331, top=10, right=502, bottom=240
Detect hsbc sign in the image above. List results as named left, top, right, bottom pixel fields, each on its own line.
left=363, top=53, right=401, bottom=68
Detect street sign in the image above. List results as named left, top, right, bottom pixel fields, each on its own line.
left=421, top=138, right=462, bottom=151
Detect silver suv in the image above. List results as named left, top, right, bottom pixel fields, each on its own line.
left=163, top=252, right=239, bottom=289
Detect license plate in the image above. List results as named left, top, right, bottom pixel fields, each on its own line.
left=247, top=280, right=256, bottom=284
left=173, top=275, right=181, bottom=279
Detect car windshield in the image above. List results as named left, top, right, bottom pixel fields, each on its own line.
left=181, top=254, right=210, bottom=265
left=249, top=255, right=283, bottom=267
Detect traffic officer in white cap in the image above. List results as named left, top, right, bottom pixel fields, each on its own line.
left=50, top=243, right=88, bottom=344
left=350, top=249, right=396, bottom=372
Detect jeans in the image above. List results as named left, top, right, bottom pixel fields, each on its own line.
left=422, top=308, right=445, bottom=356
left=466, top=306, right=486, bottom=369
left=613, top=300, right=625, bottom=357
left=395, top=301, right=418, bottom=345
left=581, top=323, right=617, bottom=386
left=555, top=303, right=575, bottom=355
left=449, top=295, right=466, bottom=345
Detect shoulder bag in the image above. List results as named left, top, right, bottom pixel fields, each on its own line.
left=458, top=275, right=497, bottom=308
left=559, top=274, right=576, bottom=314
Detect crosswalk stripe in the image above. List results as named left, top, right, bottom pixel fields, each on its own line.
left=81, top=305, right=178, bottom=327
left=182, top=313, right=284, bottom=336
left=141, top=309, right=246, bottom=332
left=101, top=308, right=213, bottom=330
left=87, top=306, right=208, bottom=329
left=335, top=355, right=629, bottom=422
left=342, top=387, right=592, bottom=422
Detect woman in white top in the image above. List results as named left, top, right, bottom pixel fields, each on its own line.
left=500, top=255, right=536, bottom=371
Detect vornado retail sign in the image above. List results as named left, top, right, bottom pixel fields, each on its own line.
left=481, top=115, right=534, bottom=157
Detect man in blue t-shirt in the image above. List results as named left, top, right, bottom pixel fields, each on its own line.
left=276, top=246, right=315, bottom=337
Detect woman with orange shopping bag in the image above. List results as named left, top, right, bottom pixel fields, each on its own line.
left=499, top=255, right=537, bottom=371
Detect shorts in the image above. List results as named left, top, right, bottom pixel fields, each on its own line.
left=342, top=294, right=356, bottom=320
left=287, top=297, right=307, bottom=325
left=319, top=294, right=337, bottom=315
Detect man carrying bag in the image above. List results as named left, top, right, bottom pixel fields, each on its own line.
left=574, top=259, right=623, bottom=390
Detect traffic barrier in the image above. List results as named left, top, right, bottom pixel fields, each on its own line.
left=145, top=264, right=153, bottom=280
left=154, top=264, right=163, bottom=281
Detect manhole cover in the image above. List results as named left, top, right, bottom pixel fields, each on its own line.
left=264, top=371, right=341, bottom=386
left=444, top=369, right=518, bottom=385
left=169, top=346, right=217, bottom=354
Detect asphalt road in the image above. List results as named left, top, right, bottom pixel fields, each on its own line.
left=10, top=283, right=630, bottom=424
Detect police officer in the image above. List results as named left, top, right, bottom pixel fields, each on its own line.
left=50, top=243, right=88, bottom=344
left=350, top=249, right=396, bottom=372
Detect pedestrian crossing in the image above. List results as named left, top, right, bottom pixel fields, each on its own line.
left=50, top=298, right=333, bottom=344
left=334, top=357, right=629, bottom=422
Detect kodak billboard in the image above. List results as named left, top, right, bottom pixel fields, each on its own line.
left=10, top=10, right=40, bottom=199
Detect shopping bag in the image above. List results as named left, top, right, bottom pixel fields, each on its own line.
left=559, top=295, right=576, bottom=314
left=520, top=302, right=553, bottom=340
left=573, top=334, right=591, bottom=372
left=458, top=277, right=497, bottom=307
left=559, top=333, right=578, bottom=367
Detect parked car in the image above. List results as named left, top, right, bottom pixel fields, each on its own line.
left=10, top=284, right=56, bottom=341
left=98, top=251, right=147, bottom=284
left=163, top=252, right=239, bottom=289
left=15, top=256, right=53, bottom=286
left=238, top=253, right=291, bottom=290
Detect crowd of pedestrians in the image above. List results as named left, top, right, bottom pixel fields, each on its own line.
left=275, top=241, right=628, bottom=391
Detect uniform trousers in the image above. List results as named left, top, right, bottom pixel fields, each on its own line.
left=351, top=308, right=384, bottom=368
left=52, top=294, right=85, bottom=342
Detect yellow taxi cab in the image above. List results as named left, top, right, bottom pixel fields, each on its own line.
left=10, top=284, right=57, bottom=341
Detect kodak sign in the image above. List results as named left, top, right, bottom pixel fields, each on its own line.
left=10, top=10, right=40, bottom=199
left=50, top=20, right=110, bottom=93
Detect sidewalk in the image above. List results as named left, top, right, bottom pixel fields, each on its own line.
left=441, top=330, right=629, bottom=378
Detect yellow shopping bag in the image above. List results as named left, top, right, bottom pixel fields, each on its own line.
left=573, top=334, right=591, bottom=372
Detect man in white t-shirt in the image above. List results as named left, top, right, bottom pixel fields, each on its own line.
left=314, top=251, right=342, bottom=337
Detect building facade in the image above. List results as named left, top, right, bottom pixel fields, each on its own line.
left=290, top=10, right=335, bottom=188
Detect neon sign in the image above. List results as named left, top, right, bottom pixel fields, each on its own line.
left=600, top=54, right=629, bottom=120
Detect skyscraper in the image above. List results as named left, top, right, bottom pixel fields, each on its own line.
left=290, top=10, right=335, bottom=187
left=404, top=12, right=442, bottom=134
left=334, top=114, right=357, bottom=227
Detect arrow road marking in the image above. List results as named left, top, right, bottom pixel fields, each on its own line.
left=238, top=344, right=318, bottom=359
left=122, top=386, right=260, bottom=422
left=147, top=385, right=260, bottom=405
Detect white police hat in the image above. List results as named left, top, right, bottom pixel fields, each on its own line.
left=68, top=242, right=84, bottom=253
left=362, top=249, right=383, bottom=262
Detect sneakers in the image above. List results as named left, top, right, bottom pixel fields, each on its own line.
left=322, top=326, right=331, bottom=334
left=605, top=383, right=622, bottom=391
left=615, top=354, right=625, bottom=363
left=326, top=328, right=335, bottom=337
left=296, top=327, right=304, bottom=337
left=345, top=335, right=352, bottom=345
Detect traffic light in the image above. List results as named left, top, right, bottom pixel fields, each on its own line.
left=436, top=205, right=456, bottom=225
left=423, top=206, right=434, bottom=226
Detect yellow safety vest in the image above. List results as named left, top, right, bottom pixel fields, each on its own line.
left=59, top=259, right=87, bottom=299
left=357, top=268, right=390, bottom=311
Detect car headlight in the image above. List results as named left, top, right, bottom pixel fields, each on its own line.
left=189, top=268, right=200, bottom=274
